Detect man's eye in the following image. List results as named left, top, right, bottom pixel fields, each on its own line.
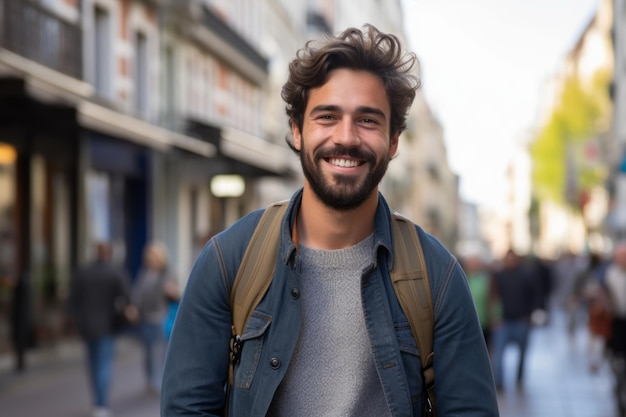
left=361, top=118, right=378, bottom=124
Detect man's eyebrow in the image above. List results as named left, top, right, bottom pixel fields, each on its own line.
left=309, top=104, right=386, bottom=119
left=309, top=104, right=341, bottom=115
left=356, top=106, right=386, bottom=119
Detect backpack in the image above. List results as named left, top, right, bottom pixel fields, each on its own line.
left=228, top=201, right=436, bottom=416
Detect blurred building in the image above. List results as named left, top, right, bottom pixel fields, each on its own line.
left=611, top=0, right=626, bottom=238
left=0, top=0, right=462, bottom=368
left=387, top=91, right=461, bottom=251
left=530, top=0, right=613, bottom=258
left=456, top=200, right=494, bottom=262
left=0, top=0, right=292, bottom=365
left=481, top=134, right=534, bottom=260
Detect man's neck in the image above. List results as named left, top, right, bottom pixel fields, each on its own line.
left=297, top=186, right=378, bottom=250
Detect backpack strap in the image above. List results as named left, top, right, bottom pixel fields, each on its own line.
left=228, top=200, right=289, bottom=387
left=391, top=212, right=436, bottom=417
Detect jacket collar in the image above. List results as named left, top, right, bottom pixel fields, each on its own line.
left=279, top=188, right=394, bottom=271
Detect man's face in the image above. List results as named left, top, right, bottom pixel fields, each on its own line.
left=292, top=69, right=398, bottom=211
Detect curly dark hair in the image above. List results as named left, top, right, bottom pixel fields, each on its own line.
left=281, top=24, right=420, bottom=152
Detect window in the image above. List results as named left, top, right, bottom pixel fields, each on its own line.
left=134, top=31, right=148, bottom=117
left=87, top=171, right=111, bottom=242
left=0, top=142, right=16, bottom=353
left=163, top=46, right=176, bottom=128
left=93, top=6, right=112, bottom=97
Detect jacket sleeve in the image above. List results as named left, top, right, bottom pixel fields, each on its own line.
left=161, top=237, right=232, bottom=416
left=426, top=242, right=500, bottom=416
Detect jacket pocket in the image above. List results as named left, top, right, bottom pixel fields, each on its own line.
left=395, top=320, right=424, bottom=409
left=234, top=310, right=272, bottom=389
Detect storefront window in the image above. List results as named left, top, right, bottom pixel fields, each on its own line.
left=0, top=143, right=17, bottom=353
left=30, top=155, right=73, bottom=344
left=87, top=171, right=112, bottom=244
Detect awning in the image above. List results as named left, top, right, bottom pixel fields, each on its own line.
left=0, top=48, right=217, bottom=158
left=78, top=101, right=216, bottom=157
left=220, top=126, right=290, bottom=176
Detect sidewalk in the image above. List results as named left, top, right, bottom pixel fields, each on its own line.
left=497, top=309, right=618, bottom=417
left=0, top=309, right=619, bottom=417
left=0, top=335, right=160, bottom=417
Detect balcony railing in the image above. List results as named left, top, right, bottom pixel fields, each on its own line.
left=0, top=0, right=82, bottom=79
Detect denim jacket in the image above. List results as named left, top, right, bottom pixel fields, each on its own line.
left=161, top=189, right=499, bottom=417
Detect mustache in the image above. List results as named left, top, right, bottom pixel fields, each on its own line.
left=314, top=146, right=376, bottom=163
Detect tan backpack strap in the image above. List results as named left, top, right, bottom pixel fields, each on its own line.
left=228, top=200, right=289, bottom=387
left=391, top=212, right=436, bottom=416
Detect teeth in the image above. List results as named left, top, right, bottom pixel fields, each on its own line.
left=329, top=158, right=359, bottom=168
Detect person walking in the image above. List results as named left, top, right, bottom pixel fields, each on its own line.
left=161, top=24, right=499, bottom=417
left=601, top=241, right=626, bottom=415
left=552, top=251, right=585, bottom=335
left=68, top=242, right=133, bottom=417
left=604, top=241, right=626, bottom=357
left=581, top=265, right=612, bottom=373
left=132, top=240, right=178, bottom=394
left=462, top=254, right=500, bottom=350
left=491, top=249, right=543, bottom=391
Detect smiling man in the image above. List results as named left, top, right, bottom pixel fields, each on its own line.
left=296, top=69, right=394, bottom=214
left=161, top=25, right=499, bottom=417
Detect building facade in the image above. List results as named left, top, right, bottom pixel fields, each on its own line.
left=529, top=0, right=613, bottom=258
left=611, top=0, right=626, bottom=239
left=0, top=0, right=290, bottom=367
left=0, top=0, right=461, bottom=369
left=388, top=91, right=460, bottom=251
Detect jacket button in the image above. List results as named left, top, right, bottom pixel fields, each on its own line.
left=270, top=357, right=281, bottom=369
left=290, top=288, right=300, bottom=299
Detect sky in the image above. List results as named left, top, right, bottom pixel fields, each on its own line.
left=401, top=0, right=600, bottom=210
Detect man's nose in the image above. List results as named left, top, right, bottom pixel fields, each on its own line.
left=333, top=118, right=361, bottom=147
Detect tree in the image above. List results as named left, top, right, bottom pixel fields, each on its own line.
left=530, top=68, right=611, bottom=210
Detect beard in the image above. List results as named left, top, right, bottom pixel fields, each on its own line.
left=300, top=143, right=389, bottom=211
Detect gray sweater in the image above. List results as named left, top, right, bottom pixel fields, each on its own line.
left=268, top=234, right=391, bottom=417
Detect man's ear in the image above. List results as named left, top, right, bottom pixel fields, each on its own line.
left=292, top=122, right=302, bottom=151
left=389, top=132, right=400, bottom=158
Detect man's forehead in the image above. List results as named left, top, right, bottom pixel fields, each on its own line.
left=304, top=69, right=390, bottom=114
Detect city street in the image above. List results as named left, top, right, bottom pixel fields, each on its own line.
left=0, top=309, right=620, bottom=417
left=0, top=334, right=160, bottom=417
left=496, top=309, right=618, bottom=417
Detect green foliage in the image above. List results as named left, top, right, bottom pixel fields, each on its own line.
left=530, top=68, right=611, bottom=209
left=531, top=114, right=566, bottom=203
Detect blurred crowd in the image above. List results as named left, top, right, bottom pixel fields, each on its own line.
left=459, top=241, right=626, bottom=415
left=66, top=240, right=181, bottom=417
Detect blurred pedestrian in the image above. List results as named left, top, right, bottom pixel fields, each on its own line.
left=528, top=254, right=553, bottom=321
left=552, top=250, right=585, bottom=335
left=570, top=252, right=602, bottom=305
left=602, top=241, right=626, bottom=415
left=462, top=254, right=500, bottom=350
left=569, top=251, right=609, bottom=368
left=605, top=241, right=626, bottom=358
left=580, top=262, right=612, bottom=373
left=132, top=240, right=177, bottom=394
left=162, top=279, right=181, bottom=341
left=491, top=249, right=543, bottom=391
left=67, top=241, right=133, bottom=417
